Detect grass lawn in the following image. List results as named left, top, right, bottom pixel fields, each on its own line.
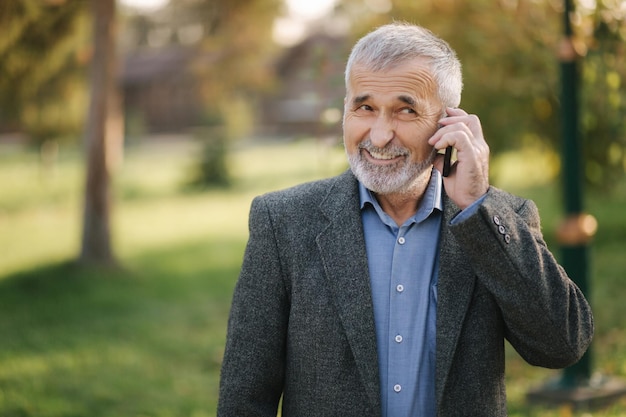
left=0, top=138, right=624, bottom=416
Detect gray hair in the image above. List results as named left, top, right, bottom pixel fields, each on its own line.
left=345, top=22, right=463, bottom=108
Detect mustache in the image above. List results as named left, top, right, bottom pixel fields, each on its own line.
left=358, top=139, right=409, bottom=157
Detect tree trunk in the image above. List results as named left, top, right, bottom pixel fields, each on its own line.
left=79, top=0, right=121, bottom=265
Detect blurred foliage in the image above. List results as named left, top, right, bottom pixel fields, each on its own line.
left=1, top=0, right=281, bottom=147
left=192, top=0, right=282, bottom=108
left=188, top=126, right=232, bottom=189
left=0, top=0, right=90, bottom=145
left=337, top=0, right=626, bottom=190
left=577, top=3, right=626, bottom=189
left=123, top=0, right=282, bottom=139
left=122, top=0, right=282, bottom=188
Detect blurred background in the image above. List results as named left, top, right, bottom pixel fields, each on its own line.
left=0, top=0, right=625, bottom=415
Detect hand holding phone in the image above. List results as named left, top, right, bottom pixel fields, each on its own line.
left=430, top=107, right=490, bottom=209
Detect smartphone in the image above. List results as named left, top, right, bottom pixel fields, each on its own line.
left=443, top=146, right=453, bottom=177
left=438, top=111, right=453, bottom=177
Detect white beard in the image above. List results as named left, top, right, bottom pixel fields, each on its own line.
left=347, top=139, right=436, bottom=194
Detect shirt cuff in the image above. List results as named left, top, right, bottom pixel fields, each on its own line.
left=450, top=194, right=488, bottom=225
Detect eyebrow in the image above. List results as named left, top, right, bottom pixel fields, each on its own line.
left=398, top=95, right=417, bottom=106
left=352, top=94, right=370, bottom=106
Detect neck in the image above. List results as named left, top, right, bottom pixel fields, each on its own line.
left=374, top=169, right=432, bottom=226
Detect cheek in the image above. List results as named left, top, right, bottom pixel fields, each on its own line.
left=399, top=120, right=438, bottom=153
left=406, top=119, right=439, bottom=141
left=416, top=117, right=439, bottom=132
left=343, top=115, right=367, bottom=148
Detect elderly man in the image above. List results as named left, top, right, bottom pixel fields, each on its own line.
left=217, top=23, right=593, bottom=417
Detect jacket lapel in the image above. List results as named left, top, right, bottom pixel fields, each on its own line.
left=435, top=193, right=477, bottom=409
left=315, top=173, right=475, bottom=413
left=316, top=171, right=382, bottom=415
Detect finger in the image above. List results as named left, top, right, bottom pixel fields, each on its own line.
left=439, top=107, right=476, bottom=124
left=444, top=107, right=468, bottom=117
left=438, top=107, right=468, bottom=125
left=438, top=113, right=485, bottom=147
left=428, top=125, right=472, bottom=150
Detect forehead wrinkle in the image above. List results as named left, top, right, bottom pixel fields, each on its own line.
left=350, top=75, right=437, bottom=102
left=350, top=89, right=432, bottom=110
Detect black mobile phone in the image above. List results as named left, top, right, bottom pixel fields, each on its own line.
left=439, top=110, right=452, bottom=177
left=442, top=146, right=453, bottom=177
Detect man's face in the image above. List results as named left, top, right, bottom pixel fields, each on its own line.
left=343, top=58, right=443, bottom=194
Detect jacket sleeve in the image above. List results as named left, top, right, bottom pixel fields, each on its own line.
left=449, top=187, right=594, bottom=368
left=217, top=196, right=287, bottom=416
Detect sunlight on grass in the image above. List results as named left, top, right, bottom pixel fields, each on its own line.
left=231, top=139, right=347, bottom=193
left=1, top=204, right=81, bottom=276
left=0, top=138, right=346, bottom=276
left=491, top=146, right=561, bottom=190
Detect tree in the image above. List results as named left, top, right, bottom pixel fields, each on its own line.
left=0, top=1, right=118, bottom=266
left=0, top=0, right=89, bottom=145
left=79, top=0, right=122, bottom=266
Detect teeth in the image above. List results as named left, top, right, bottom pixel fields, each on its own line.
left=369, top=150, right=398, bottom=160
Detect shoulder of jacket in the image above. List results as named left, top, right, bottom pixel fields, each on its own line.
left=484, top=186, right=533, bottom=210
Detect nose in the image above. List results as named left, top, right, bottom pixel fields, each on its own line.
left=370, top=114, right=394, bottom=148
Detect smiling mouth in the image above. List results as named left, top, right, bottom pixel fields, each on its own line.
left=363, top=148, right=405, bottom=162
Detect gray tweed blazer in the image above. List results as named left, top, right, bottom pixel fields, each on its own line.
left=218, top=170, right=593, bottom=417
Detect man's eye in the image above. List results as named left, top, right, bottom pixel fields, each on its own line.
left=398, top=108, right=420, bottom=120
left=357, top=104, right=373, bottom=111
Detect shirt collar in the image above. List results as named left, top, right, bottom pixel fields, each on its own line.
left=358, top=167, right=443, bottom=225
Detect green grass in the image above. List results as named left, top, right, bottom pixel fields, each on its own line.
left=0, top=239, right=238, bottom=417
left=0, top=138, right=625, bottom=416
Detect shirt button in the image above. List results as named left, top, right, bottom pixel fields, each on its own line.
left=395, top=335, right=403, bottom=343
left=493, top=215, right=501, bottom=226
left=398, top=236, right=406, bottom=244
left=396, top=284, right=404, bottom=293
left=394, top=384, right=402, bottom=393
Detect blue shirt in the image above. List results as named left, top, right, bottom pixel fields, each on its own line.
left=359, top=169, right=443, bottom=417
left=359, top=169, right=486, bottom=417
